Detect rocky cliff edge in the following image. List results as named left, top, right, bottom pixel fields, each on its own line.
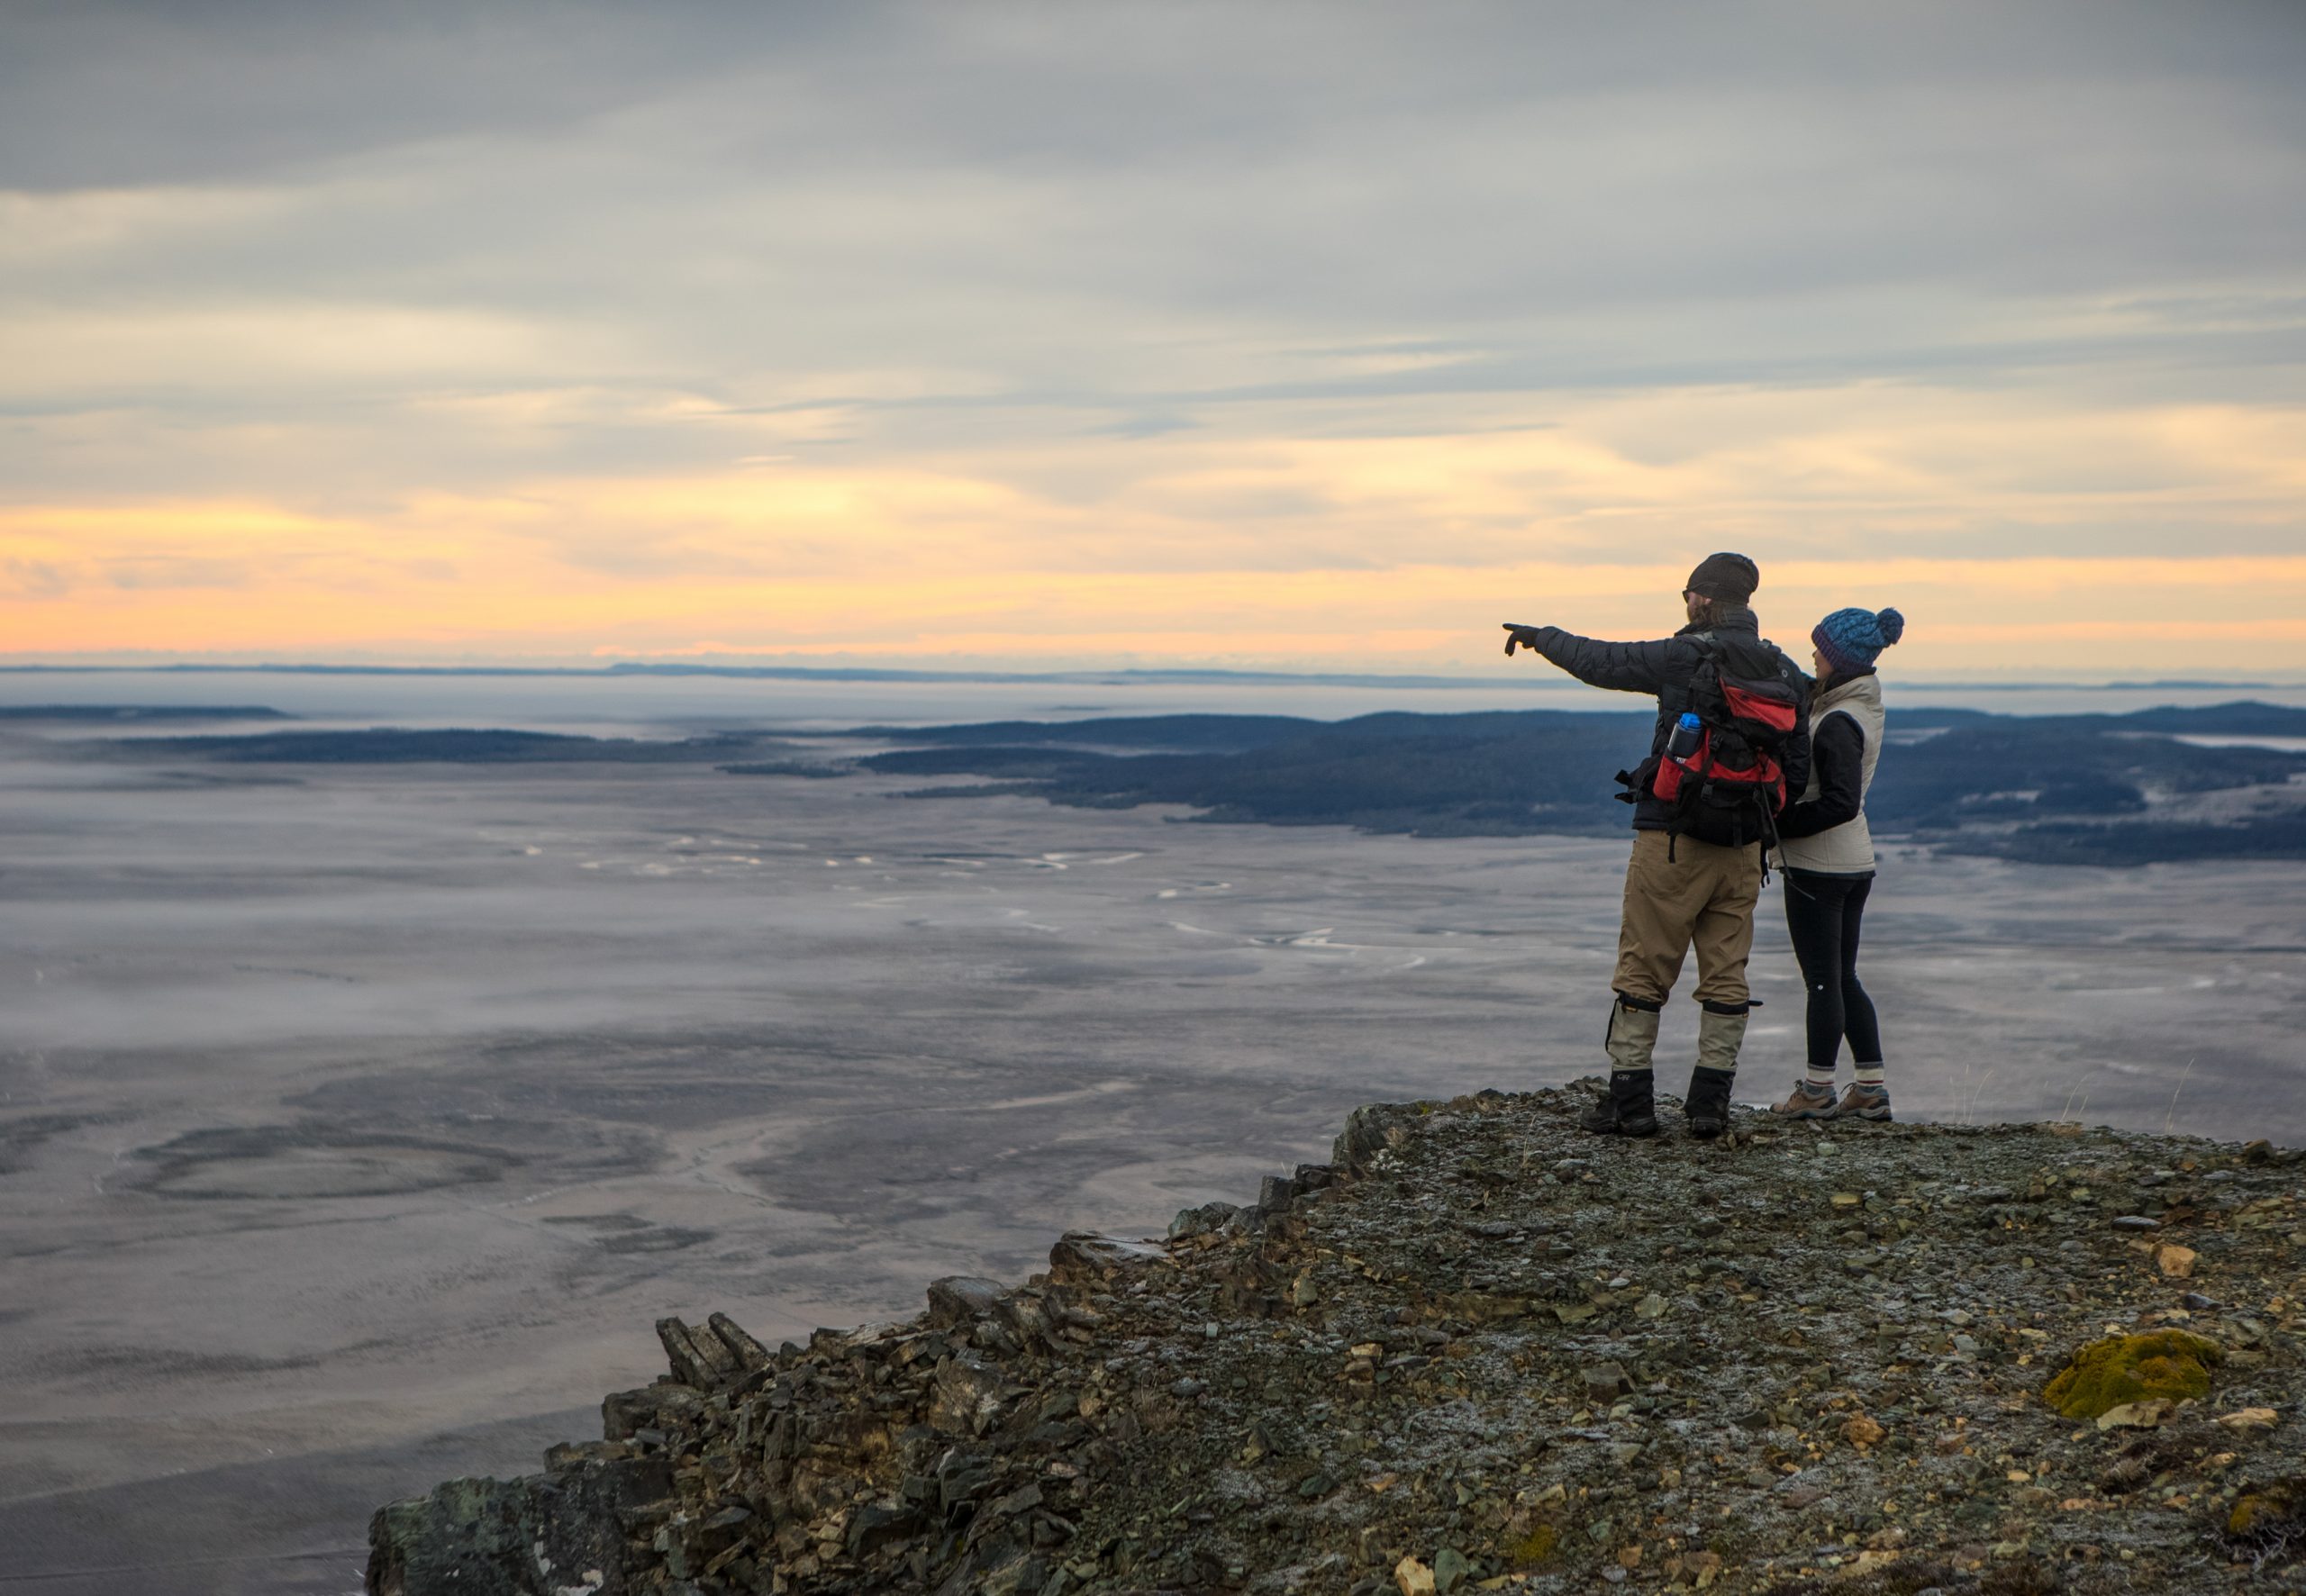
left=368, top=1085, right=2306, bottom=1596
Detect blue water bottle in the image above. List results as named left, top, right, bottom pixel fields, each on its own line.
left=1666, top=711, right=1703, bottom=763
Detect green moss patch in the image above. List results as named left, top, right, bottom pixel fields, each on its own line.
left=1503, top=1524, right=1557, bottom=1564
left=2229, top=1480, right=2305, bottom=1540
left=2041, top=1329, right=2222, bottom=1419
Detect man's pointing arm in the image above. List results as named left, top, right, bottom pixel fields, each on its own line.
left=1503, top=623, right=1682, bottom=695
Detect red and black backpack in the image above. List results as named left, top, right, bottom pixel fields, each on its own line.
left=1622, top=638, right=1803, bottom=853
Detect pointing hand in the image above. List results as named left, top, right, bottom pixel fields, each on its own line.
left=1503, top=623, right=1548, bottom=657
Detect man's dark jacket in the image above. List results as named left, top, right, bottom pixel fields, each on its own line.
left=1521, top=603, right=1813, bottom=832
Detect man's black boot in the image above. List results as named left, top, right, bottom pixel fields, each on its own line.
left=1685, top=1002, right=1748, bottom=1139
left=1581, top=1068, right=1660, bottom=1137
left=1581, top=995, right=1662, bottom=1136
left=1684, top=1066, right=1737, bottom=1139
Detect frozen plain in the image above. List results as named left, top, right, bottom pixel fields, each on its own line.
left=1, top=730, right=2302, bottom=1592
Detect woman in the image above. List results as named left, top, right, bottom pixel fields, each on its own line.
left=1770, top=605, right=1903, bottom=1120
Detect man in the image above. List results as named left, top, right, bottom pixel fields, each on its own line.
left=1503, top=553, right=1811, bottom=1139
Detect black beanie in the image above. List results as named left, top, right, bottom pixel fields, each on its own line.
left=1684, top=552, right=1759, bottom=603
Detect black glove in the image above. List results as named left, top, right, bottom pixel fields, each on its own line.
left=1502, top=623, right=1548, bottom=657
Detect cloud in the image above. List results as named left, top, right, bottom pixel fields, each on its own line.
left=1, top=2, right=2301, bottom=671
left=0, top=304, right=599, bottom=403
left=0, top=1, right=862, bottom=190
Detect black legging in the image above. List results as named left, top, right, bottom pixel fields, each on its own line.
left=1783, top=869, right=1883, bottom=1070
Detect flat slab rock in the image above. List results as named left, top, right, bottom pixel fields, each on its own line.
left=368, top=1088, right=2306, bottom=1596
left=925, top=1276, right=1007, bottom=1328
left=1047, top=1231, right=1170, bottom=1283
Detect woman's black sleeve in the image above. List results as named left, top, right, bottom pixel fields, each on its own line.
left=1776, top=713, right=1866, bottom=839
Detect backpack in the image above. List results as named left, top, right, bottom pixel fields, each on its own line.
left=1620, top=638, right=1803, bottom=852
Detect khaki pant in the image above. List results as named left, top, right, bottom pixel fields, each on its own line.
left=1611, top=829, right=1763, bottom=1009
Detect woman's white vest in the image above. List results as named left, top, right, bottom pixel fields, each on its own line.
left=1775, top=672, right=1885, bottom=875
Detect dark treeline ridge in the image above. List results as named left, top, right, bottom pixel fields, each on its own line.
left=831, top=713, right=1322, bottom=752
left=835, top=701, right=2306, bottom=864
left=854, top=710, right=1652, bottom=836
left=93, top=702, right=2306, bottom=865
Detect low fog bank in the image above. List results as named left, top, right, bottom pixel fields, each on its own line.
left=1, top=736, right=2300, bottom=1589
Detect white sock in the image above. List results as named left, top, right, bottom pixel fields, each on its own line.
left=1855, top=1063, right=1886, bottom=1086
left=1804, top=1067, right=1835, bottom=1089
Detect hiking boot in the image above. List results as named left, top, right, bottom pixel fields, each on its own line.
left=1581, top=1069, right=1659, bottom=1138
left=1584, top=996, right=1662, bottom=1136
left=1770, top=1080, right=1840, bottom=1120
left=1684, top=1065, right=1737, bottom=1139
left=1685, top=1006, right=1748, bottom=1138
left=1837, top=1081, right=1893, bottom=1121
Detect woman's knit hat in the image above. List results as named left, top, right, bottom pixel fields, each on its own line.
left=1813, top=606, right=1905, bottom=675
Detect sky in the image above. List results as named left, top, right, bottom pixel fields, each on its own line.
left=4, top=0, right=2303, bottom=680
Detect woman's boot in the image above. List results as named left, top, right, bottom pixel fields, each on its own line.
left=1581, top=995, right=1660, bottom=1137
left=1837, top=1079, right=1893, bottom=1121
left=1771, top=1079, right=1839, bottom=1120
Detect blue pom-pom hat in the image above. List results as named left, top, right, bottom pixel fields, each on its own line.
left=1813, top=606, right=1904, bottom=676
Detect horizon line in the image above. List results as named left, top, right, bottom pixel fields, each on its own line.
left=0, top=661, right=2298, bottom=694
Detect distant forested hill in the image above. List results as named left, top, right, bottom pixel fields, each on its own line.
left=833, top=701, right=2306, bottom=864
left=97, top=700, right=2306, bottom=865
left=856, top=710, right=1654, bottom=836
